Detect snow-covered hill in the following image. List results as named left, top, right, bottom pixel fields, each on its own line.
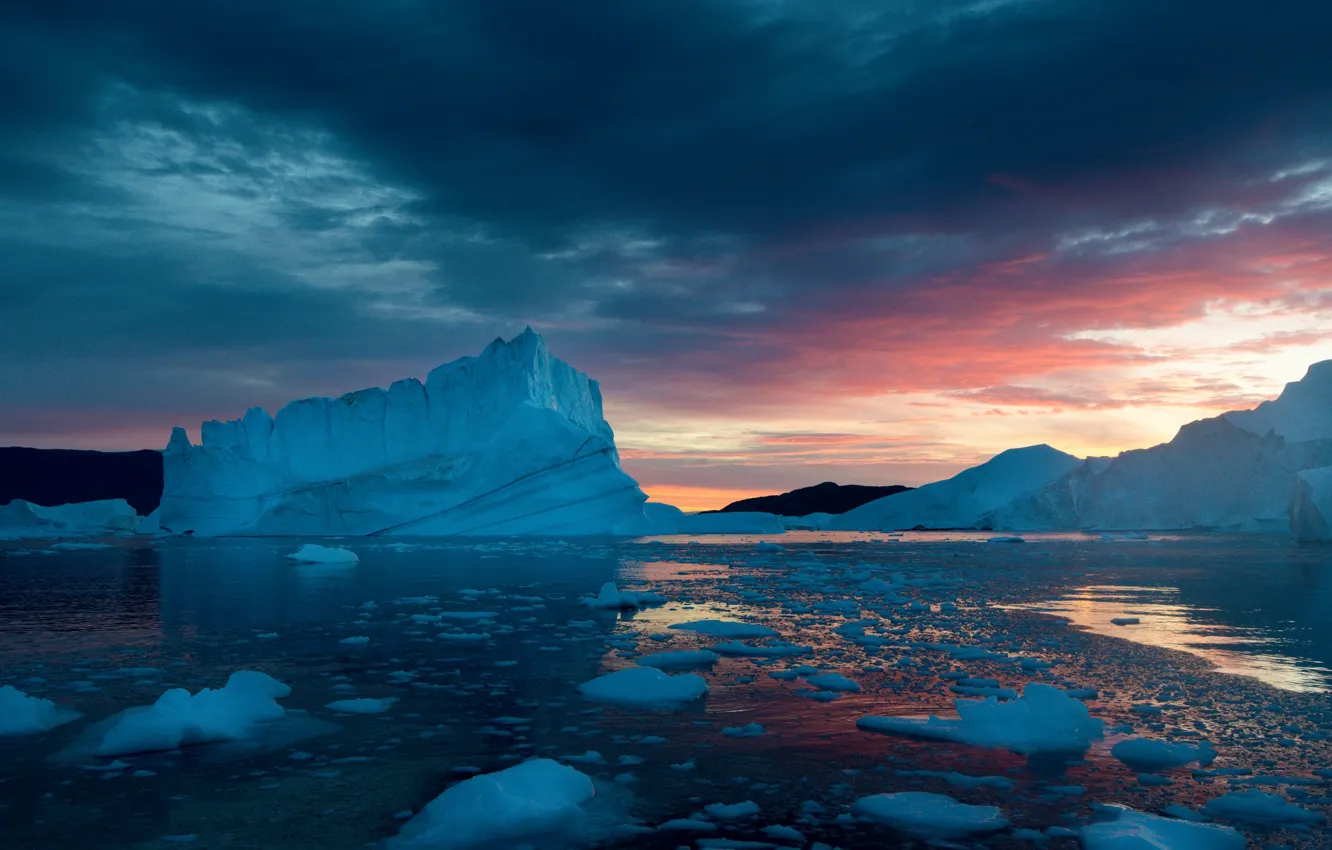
left=828, top=445, right=1082, bottom=531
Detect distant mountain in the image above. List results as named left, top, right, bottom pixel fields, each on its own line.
left=709, top=482, right=913, bottom=516
left=0, top=447, right=164, bottom=515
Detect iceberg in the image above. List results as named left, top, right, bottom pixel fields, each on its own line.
left=829, top=445, right=1082, bottom=531
left=834, top=361, right=1332, bottom=536
left=1080, top=805, right=1244, bottom=850
left=852, top=792, right=1007, bottom=840
left=158, top=330, right=652, bottom=536
left=388, top=759, right=596, bottom=849
left=0, top=498, right=143, bottom=539
left=641, top=503, right=787, bottom=535
left=1291, top=466, right=1332, bottom=543
left=287, top=543, right=360, bottom=563
left=857, top=683, right=1104, bottom=755
left=992, top=415, right=1332, bottom=532
left=0, top=685, right=81, bottom=736
left=1225, top=360, right=1332, bottom=442
left=95, top=670, right=292, bottom=757
left=576, top=667, right=709, bottom=706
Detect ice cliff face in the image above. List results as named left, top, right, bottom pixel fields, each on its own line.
left=158, top=329, right=651, bottom=536
left=991, top=361, right=1332, bottom=533
left=1290, top=467, right=1332, bottom=543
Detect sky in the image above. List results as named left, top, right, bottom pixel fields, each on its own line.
left=3, top=1, right=1332, bottom=511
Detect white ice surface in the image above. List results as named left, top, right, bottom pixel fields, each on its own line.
left=1080, top=805, right=1245, bottom=850
left=852, top=791, right=1007, bottom=840
left=158, top=329, right=652, bottom=537
left=388, top=758, right=596, bottom=849
left=95, top=671, right=291, bottom=757
left=830, top=445, right=1081, bottom=531
left=0, top=685, right=81, bottom=736
left=0, top=499, right=142, bottom=539
left=857, top=683, right=1104, bottom=755
left=288, top=544, right=359, bottom=564
left=577, top=667, right=708, bottom=706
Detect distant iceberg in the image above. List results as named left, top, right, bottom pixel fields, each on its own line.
left=829, top=445, right=1082, bottom=532
left=994, top=362, right=1332, bottom=533
left=0, top=498, right=143, bottom=539
left=158, top=330, right=653, bottom=536
left=833, top=361, right=1332, bottom=537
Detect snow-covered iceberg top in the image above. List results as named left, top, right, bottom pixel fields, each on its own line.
left=1225, top=359, right=1332, bottom=443
left=158, top=329, right=652, bottom=537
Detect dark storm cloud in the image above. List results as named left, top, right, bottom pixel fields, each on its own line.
left=3, top=0, right=1332, bottom=451
left=8, top=0, right=1332, bottom=238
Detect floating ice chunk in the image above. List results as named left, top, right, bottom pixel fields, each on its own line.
left=559, top=751, right=605, bottom=765
left=858, top=577, right=904, bottom=594
left=1111, top=738, right=1216, bottom=771
left=754, top=541, right=785, bottom=553
left=636, top=650, right=721, bottom=670
left=388, top=758, right=595, bottom=849
left=582, top=582, right=643, bottom=609
left=857, top=683, right=1103, bottom=755
left=0, top=686, right=81, bottom=736
left=711, top=641, right=813, bottom=658
left=669, top=620, right=779, bottom=638
left=326, top=698, right=398, bottom=715
left=1079, top=805, right=1243, bottom=850
left=340, top=636, right=370, bottom=646
left=659, top=818, right=716, bottom=832
left=703, top=801, right=760, bottom=820
left=577, top=667, right=708, bottom=706
left=288, top=544, right=359, bottom=564
left=805, top=673, right=861, bottom=692
left=1111, top=617, right=1140, bottom=626
left=987, top=536, right=1025, bottom=543
left=852, top=792, right=1007, bottom=840
left=1201, top=790, right=1326, bottom=826
left=721, top=723, right=767, bottom=738
left=95, top=671, right=291, bottom=757
left=761, top=825, right=805, bottom=843
left=895, top=769, right=1013, bottom=790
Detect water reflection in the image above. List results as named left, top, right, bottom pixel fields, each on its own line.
left=1008, top=584, right=1331, bottom=693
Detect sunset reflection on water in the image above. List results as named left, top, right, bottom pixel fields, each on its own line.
left=1007, top=584, right=1331, bottom=693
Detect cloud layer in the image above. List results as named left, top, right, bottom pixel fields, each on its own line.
left=3, top=0, right=1332, bottom=506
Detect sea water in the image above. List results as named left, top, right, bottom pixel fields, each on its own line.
left=1, top=533, right=1330, bottom=848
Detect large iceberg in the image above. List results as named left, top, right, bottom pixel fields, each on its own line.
left=833, top=361, right=1332, bottom=536
left=0, top=498, right=143, bottom=539
left=993, top=362, right=1332, bottom=533
left=829, top=445, right=1082, bottom=531
left=158, top=330, right=652, bottom=536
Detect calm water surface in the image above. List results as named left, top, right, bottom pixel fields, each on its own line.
left=1, top=533, right=1330, bottom=849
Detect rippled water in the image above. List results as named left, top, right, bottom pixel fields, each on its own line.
left=1, top=533, right=1330, bottom=849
